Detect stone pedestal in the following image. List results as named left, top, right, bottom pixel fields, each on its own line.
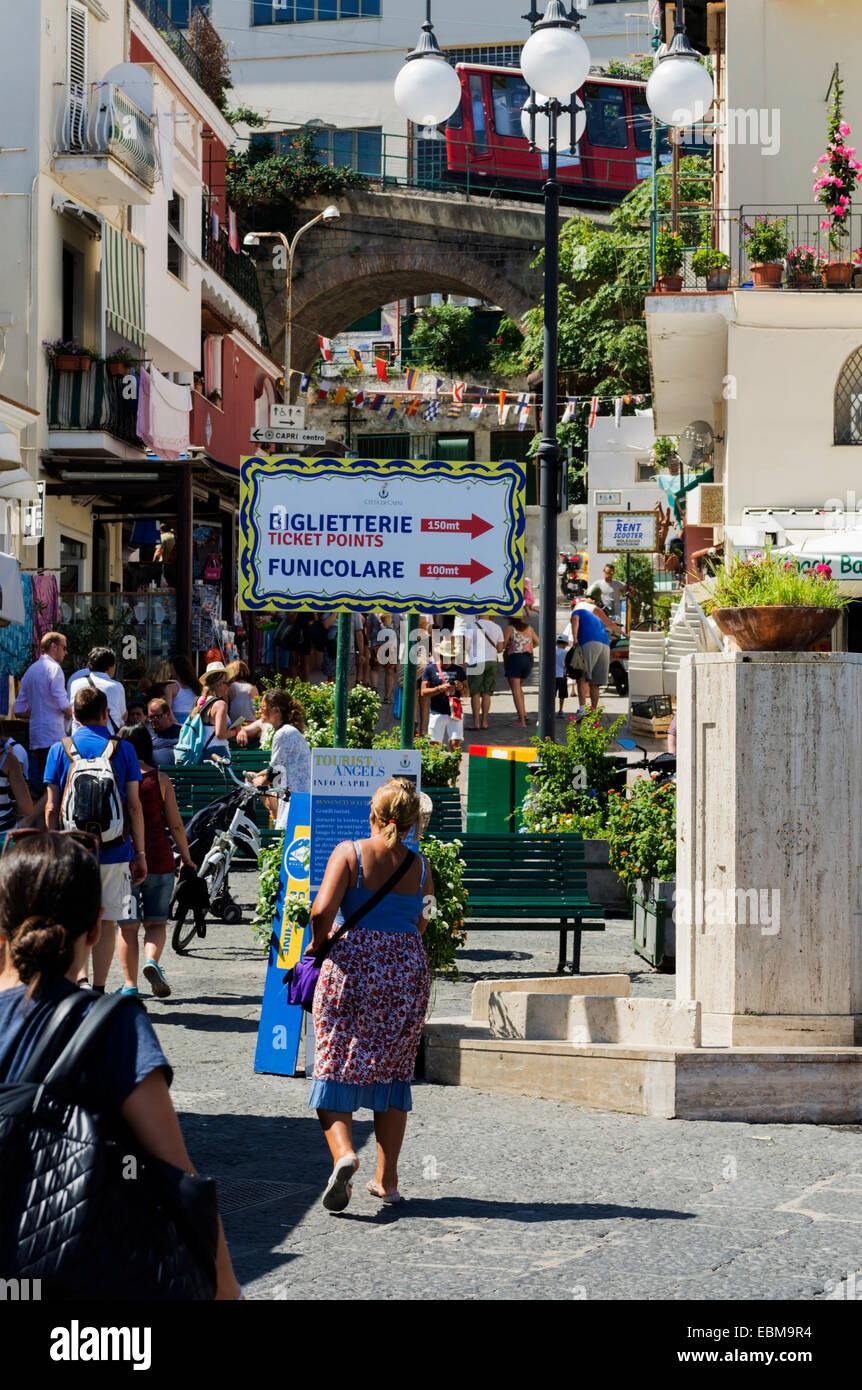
left=676, top=652, right=862, bottom=1047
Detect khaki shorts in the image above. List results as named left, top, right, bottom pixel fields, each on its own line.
left=101, top=862, right=133, bottom=922
left=468, top=663, right=498, bottom=696
left=578, top=641, right=610, bottom=686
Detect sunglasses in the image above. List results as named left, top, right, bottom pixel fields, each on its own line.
left=1, top=828, right=101, bottom=863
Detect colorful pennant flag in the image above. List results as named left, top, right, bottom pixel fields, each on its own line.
left=517, top=393, right=532, bottom=432
left=452, top=381, right=465, bottom=403
left=499, top=403, right=512, bottom=425
left=353, top=390, right=366, bottom=409
left=387, top=396, right=403, bottom=421
left=317, top=386, right=330, bottom=402
left=446, top=401, right=463, bottom=418
left=498, top=390, right=507, bottom=425
left=561, top=396, right=578, bottom=424
left=588, top=396, right=600, bottom=428
left=406, top=367, right=418, bottom=391
left=348, top=347, right=364, bottom=371
left=299, top=373, right=311, bottom=393
left=470, top=386, right=487, bottom=419
left=424, top=397, right=440, bottom=422
left=614, top=396, right=623, bottom=429
left=375, top=357, right=389, bottom=383
left=405, top=396, right=423, bottom=418
left=318, top=336, right=333, bottom=362
left=333, top=385, right=348, bottom=406
left=371, top=393, right=385, bottom=411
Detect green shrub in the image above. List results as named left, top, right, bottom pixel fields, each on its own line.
left=419, top=835, right=468, bottom=976
left=521, top=710, right=626, bottom=832
left=606, top=778, right=676, bottom=885
left=258, top=676, right=380, bottom=747
left=372, top=730, right=461, bottom=786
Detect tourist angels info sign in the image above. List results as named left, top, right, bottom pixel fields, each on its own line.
left=239, top=455, right=525, bottom=615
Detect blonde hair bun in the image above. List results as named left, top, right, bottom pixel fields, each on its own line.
left=371, top=778, right=421, bottom=849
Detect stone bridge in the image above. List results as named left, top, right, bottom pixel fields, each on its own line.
left=254, top=187, right=607, bottom=377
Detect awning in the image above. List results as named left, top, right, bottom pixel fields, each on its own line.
left=776, top=528, right=862, bottom=581
left=658, top=466, right=715, bottom=523
left=104, top=224, right=145, bottom=349
left=0, top=468, right=39, bottom=501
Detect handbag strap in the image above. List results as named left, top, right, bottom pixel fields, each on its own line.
left=0, top=989, right=93, bottom=1084
left=37, top=993, right=143, bottom=1089
left=315, top=848, right=417, bottom=964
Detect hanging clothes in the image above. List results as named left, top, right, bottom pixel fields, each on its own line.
left=138, top=367, right=191, bottom=461
left=0, top=572, right=33, bottom=677
left=31, top=574, right=59, bottom=657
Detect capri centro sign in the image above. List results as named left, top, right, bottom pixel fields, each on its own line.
left=239, top=455, right=526, bottom=615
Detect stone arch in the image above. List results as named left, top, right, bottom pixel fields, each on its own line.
left=266, top=248, right=537, bottom=375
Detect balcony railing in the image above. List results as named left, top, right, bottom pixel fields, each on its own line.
left=131, top=0, right=206, bottom=89
left=201, top=204, right=273, bottom=354
left=55, top=83, right=158, bottom=190
left=651, top=205, right=862, bottom=291
left=47, top=361, right=143, bottom=448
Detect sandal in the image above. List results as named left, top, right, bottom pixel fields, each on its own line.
left=366, top=1180, right=402, bottom=1206
left=322, top=1154, right=357, bottom=1213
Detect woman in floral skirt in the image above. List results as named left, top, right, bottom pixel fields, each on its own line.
left=306, top=778, right=433, bottom=1211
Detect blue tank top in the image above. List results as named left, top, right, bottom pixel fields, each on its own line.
left=572, top=605, right=610, bottom=646
left=337, top=841, right=427, bottom=935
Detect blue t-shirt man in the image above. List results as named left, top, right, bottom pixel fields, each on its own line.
left=571, top=604, right=611, bottom=647
left=44, top=725, right=141, bottom=865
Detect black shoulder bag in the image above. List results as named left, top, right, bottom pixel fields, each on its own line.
left=0, top=992, right=219, bottom=1299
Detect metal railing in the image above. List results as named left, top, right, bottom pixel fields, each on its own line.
left=47, top=361, right=143, bottom=448
left=252, top=125, right=660, bottom=207
left=131, top=0, right=206, bottom=89
left=650, top=205, right=862, bottom=291
left=201, top=203, right=273, bottom=355
left=55, top=84, right=158, bottom=190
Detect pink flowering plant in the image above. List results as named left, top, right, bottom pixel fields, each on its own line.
left=743, top=216, right=789, bottom=264
left=813, top=73, right=860, bottom=256
left=705, top=548, right=851, bottom=611
left=786, top=245, right=824, bottom=278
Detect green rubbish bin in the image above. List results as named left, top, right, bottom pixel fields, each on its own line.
left=466, top=751, right=513, bottom=834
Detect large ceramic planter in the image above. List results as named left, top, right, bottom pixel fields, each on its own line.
left=750, top=261, right=783, bottom=287
left=632, top=876, right=675, bottom=970
left=823, top=261, right=854, bottom=288
left=655, top=273, right=683, bottom=293
left=705, top=268, right=730, bottom=291
left=712, top=605, right=841, bottom=652
left=788, top=273, right=822, bottom=288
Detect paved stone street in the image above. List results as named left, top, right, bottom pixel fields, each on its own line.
left=122, top=862, right=862, bottom=1304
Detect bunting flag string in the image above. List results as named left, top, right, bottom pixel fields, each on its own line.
left=498, top=389, right=507, bottom=425
left=353, top=389, right=366, bottom=409
left=299, top=373, right=311, bottom=393
left=405, top=367, right=418, bottom=391
left=446, top=400, right=463, bottom=419
left=452, top=381, right=465, bottom=403
left=561, top=395, right=578, bottom=424
left=387, top=396, right=403, bottom=421
left=588, top=396, right=600, bottom=428
left=470, top=386, right=487, bottom=419
left=348, top=347, right=363, bottom=371
left=318, top=336, right=333, bottom=362
left=333, top=385, right=348, bottom=406
left=375, top=357, right=389, bottom=383
left=424, top=395, right=440, bottom=422
left=371, top=393, right=385, bottom=412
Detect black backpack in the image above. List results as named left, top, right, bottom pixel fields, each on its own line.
left=0, top=991, right=218, bottom=1299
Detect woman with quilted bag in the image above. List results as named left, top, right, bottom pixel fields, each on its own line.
left=0, top=831, right=242, bottom=1299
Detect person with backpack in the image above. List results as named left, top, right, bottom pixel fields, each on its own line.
left=43, top=685, right=147, bottom=993
left=0, top=830, right=242, bottom=1298
left=68, top=646, right=127, bottom=735
left=174, top=665, right=232, bottom=767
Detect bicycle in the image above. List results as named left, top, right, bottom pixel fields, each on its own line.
left=170, top=757, right=286, bottom=955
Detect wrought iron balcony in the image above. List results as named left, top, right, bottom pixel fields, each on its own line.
left=131, top=0, right=207, bottom=90
left=47, top=361, right=144, bottom=450
left=54, top=83, right=158, bottom=199
left=201, top=205, right=273, bottom=354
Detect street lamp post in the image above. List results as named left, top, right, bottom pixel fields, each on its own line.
left=520, top=0, right=590, bottom=742
left=243, top=204, right=340, bottom=398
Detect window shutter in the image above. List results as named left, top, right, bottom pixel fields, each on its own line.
left=67, top=1, right=88, bottom=91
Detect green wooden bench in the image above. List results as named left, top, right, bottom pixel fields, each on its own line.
left=163, top=763, right=281, bottom=853
left=424, top=786, right=463, bottom=839
left=454, top=833, right=606, bottom=974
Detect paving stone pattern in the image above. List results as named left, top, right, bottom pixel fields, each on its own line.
left=134, top=868, right=862, bottom=1303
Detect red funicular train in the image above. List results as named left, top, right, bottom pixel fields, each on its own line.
left=444, top=63, right=670, bottom=203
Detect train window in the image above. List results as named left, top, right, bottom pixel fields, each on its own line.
left=447, top=100, right=464, bottom=131
left=469, top=75, right=487, bottom=150
left=631, top=93, right=654, bottom=152
left=491, top=74, right=530, bottom=137
left=584, top=84, right=628, bottom=149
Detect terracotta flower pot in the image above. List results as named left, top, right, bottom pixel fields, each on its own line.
left=789, top=272, right=821, bottom=288
left=655, top=273, right=683, bottom=292
left=711, top=605, right=841, bottom=651
left=750, top=262, right=783, bottom=288
left=54, top=355, right=91, bottom=372
left=822, top=261, right=854, bottom=287
left=107, top=361, right=130, bottom=376
left=705, top=268, right=730, bottom=291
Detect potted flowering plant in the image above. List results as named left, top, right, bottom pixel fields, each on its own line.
left=743, top=218, right=789, bottom=286
left=691, top=246, right=731, bottom=291
left=814, top=73, right=861, bottom=286
left=785, top=245, right=824, bottom=288
left=42, top=338, right=98, bottom=372
left=105, top=347, right=139, bottom=377
left=655, top=227, right=684, bottom=292
left=606, top=779, right=677, bottom=969
left=704, top=548, right=852, bottom=651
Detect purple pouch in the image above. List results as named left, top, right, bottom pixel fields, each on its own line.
left=285, top=955, right=321, bottom=1013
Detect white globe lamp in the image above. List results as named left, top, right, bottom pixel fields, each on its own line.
left=645, top=19, right=714, bottom=128
left=394, top=13, right=462, bottom=127
left=520, top=1, right=591, bottom=101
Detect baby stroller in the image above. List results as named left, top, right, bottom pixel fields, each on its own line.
left=170, top=768, right=266, bottom=952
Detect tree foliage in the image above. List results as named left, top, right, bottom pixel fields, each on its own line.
left=226, top=130, right=369, bottom=212
left=407, top=303, right=482, bottom=375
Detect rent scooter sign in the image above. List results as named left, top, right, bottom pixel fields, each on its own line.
left=239, top=455, right=525, bottom=615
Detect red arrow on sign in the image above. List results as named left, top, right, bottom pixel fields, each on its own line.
left=420, top=514, right=493, bottom=539
left=419, top=559, right=493, bottom=584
